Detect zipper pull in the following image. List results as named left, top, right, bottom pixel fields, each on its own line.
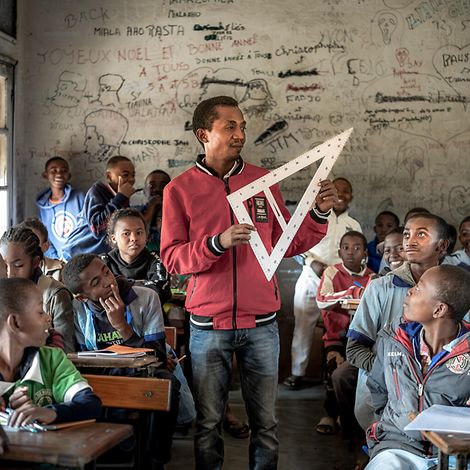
left=418, top=383, right=423, bottom=396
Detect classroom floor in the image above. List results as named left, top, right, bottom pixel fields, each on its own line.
left=168, top=382, right=359, bottom=470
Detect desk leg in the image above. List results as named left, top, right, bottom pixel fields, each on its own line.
left=456, top=453, right=468, bottom=470
left=437, top=450, right=449, bottom=470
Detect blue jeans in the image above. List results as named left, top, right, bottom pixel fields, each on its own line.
left=190, top=322, right=280, bottom=470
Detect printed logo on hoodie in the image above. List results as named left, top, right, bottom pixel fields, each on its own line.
left=51, top=210, right=78, bottom=241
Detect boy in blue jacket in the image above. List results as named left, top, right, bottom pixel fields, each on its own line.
left=36, top=157, right=84, bottom=260
left=62, top=156, right=135, bottom=261
left=365, top=265, right=470, bottom=470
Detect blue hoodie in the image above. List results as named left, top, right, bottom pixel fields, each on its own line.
left=36, top=184, right=85, bottom=259
left=61, top=181, right=129, bottom=261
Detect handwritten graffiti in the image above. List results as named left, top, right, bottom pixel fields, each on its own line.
left=49, top=71, right=86, bottom=108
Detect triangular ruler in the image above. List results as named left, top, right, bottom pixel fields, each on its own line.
left=227, top=127, right=353, bottom=281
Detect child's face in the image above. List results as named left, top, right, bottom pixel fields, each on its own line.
left=15, top=285, right=51, bottom=348
left=145, top=172, right=171, bottom=200
left=332, top=179, right=353, bottom=215
left=1, top=242, right=41, bottom=279
left=383, top=233, right=405, bottom=270
left=403, top=217, right=446, bottom=265
left=338, top=235, right=366, bottom=272
left=106, top=161, right=136, bottom=189
left=43, top=160, right=70, bottom=191
left=76, top=258, right=117, bottom=303
left=111, top=217, right=147, bottom=262
left=459, top=221, right=470, bottom=256
left=403, top=267, right=441, bottom=324
left=374, top=214, right=398, bottom=242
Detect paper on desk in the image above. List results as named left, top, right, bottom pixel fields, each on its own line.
left=77, top=344, right=153, bottom=357
left=404, top=405, right=470, bottom=434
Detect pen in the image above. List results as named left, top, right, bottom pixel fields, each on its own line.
left=353, top=281, right=364, bottom=289
left=177, top=355, right=187, bottom=363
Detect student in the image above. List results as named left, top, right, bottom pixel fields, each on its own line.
left=160, top=95, right=336, bottom=469
left=365, top=265, right=470, bottom=470
left=443, top=216, right=470, bottom=271
left=0, top=226, right=75, bottom=353
left=367, top=211, right=399, bottom=273
left=315, top=231, right=373, bottom=436
left=20, top=217, right=65, bottom=281
left=0, top=277, right=101, bottom=428
left=345, top=213, right=449, bottom=430
left=62, top=254, right=179, bottom=470
left=102, top=208, right=171, bottom=304
left=62, top=156, right=135, bottom=261
left=36, top=157, right=84, bottom=260
left=0, top=253, right=6, bottom=278
left=140, top=170, right=171, bottom=253
left=378, top=227, right=405, bottom=275
left=285, top=177, right=362, bottom=390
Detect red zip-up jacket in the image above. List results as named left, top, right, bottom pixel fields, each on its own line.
left=160, top=156, right=329, bottom=330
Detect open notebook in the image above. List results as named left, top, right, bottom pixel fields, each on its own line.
left=77, top=344, right=154, bottom=358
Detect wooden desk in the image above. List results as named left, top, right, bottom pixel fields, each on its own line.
left=0, top=422, right=133, bottom=469
left=67, top=353, right=161, bottom=370
left=424, top=431, right=470, bottom=470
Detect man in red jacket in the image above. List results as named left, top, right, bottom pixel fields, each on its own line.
left=161, top=95, right=337, bottom=470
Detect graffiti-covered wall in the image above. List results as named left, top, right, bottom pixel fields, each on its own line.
left=17, top=0, right=470, bottom=234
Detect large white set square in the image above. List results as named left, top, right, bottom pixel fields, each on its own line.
left=227, top=128, right=353, bottom=281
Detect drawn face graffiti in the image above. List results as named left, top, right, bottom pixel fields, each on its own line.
left=52, top=79, right=82, bottom=107
left=395, top=48, right=409, bottom=68
left=378, top=12, right=397, bottom=45
left=399, top=145, right=425, bottom=182
left=449, top=186, right=470, bottom=222
left=329, top=112, right=343, bottom=127
left=84, top=125, right=104, bottom=161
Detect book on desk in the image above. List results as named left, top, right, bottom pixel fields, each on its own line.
left=77, top=344, right=154, bottom=358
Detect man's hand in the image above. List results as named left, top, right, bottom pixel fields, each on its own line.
left=8, top=386, right=57, bottom=428
left=99, top=284, right=133, bottom=340
left=117, top=176, right=136, bottom=199
left=326, top=350, right=345, bottom=367
left=219, top=224, right=256, bottom=250
left=314, top=180, right=337, bottom=213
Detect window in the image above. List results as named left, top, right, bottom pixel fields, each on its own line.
left=0, top=61, right=13, bottom=234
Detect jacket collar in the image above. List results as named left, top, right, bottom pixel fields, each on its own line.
left=390, top=262, right=415, bottom=288
left=195, top=154, right=244, bottom=178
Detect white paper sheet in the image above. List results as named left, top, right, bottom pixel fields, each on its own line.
left=404, top=405, right=470, bottom=434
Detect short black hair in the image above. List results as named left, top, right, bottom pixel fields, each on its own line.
left=431, top=265, right=470, bottom=322
left=107, top=208, right=147, bottom=247
left=404, top=207, right=429, bottom=223
left=446, top=224, right=457, bottom=255
left=0, top=278, right=37, bottom=326
left=406, top=212, right=449, bottom=241
left=62, top=254, right=99, bottom=294
left=192, top=96, right=239, bottom=144
left=145, top=169, right=171, bottom=182
left=375, top=211, right=399, bottom=226
left=20, top=217, right=49, bottom=243
left=45, top=156, right=69, bottom=171
left=0, top=226, right=43, bottom=261
left=332, top=177, right=353, bottom=192
left=386, top=226, right=404, bottom=237
left=340, top=230, right=367, bottom=250
left=459, top=216, right=470, bottom=230
left=106, top=155, right=132, bottom=170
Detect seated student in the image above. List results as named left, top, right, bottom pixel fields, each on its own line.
left=285, top=177, right=362, bottom=390
left=345, top=213, right=449, bottom=431
left=20, top=217, right=65, bottom=281
left=62, top=156, right=136, bottom=261
left=101, top=208, right=171, bottom=305
left=36, top=156, right=84, bottom=260
left=315, top=231, right=374, bottom=436
left=443, top=216, right=470, bottom=272
left=367, top=211, right=399, bottom=273
left=0, top=226, right=75, bottom=353
left=62, top=254, right=179, bottom=470
left=0, top=278, right=101, bottom=428
left=140, top=170, right=171, bottom=253
left=377, top=227, right=405, bottom=275
left=365, top=265, right=470, bottom=470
